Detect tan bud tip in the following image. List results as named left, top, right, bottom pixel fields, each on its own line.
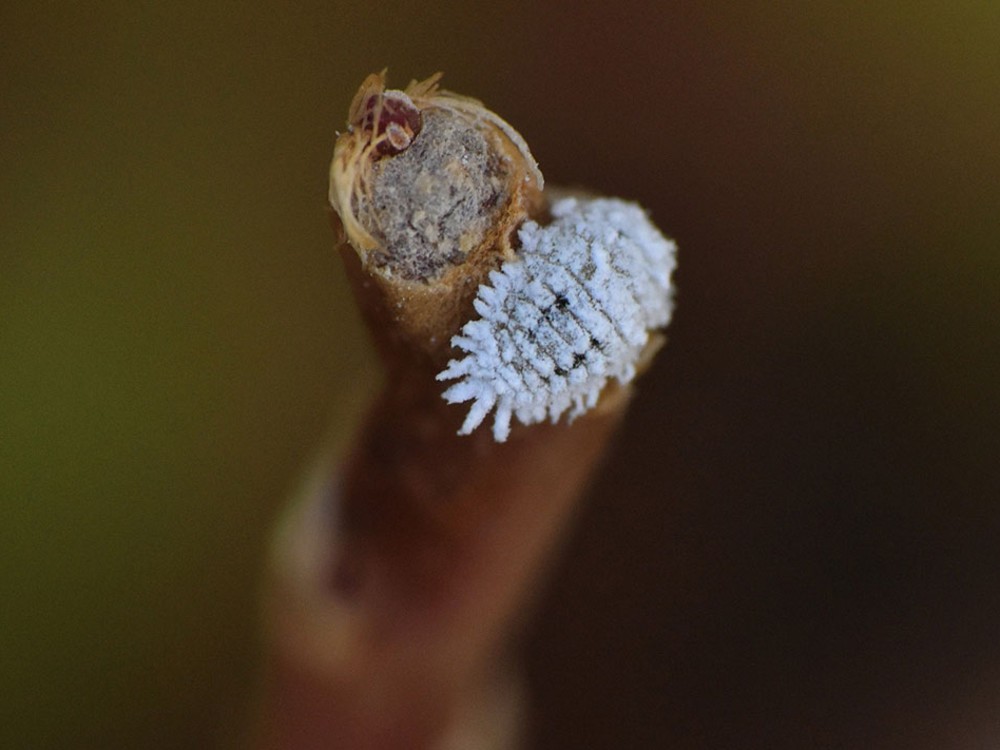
left=329, top=72, right=544, bottom=286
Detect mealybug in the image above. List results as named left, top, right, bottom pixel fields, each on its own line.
left=437, top=196, right=676, bottom=441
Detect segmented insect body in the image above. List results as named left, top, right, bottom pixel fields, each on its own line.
left=437, top=196, right=677, bottom=441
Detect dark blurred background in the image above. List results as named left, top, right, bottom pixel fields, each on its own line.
left=2, top=1, right=998, bottom=747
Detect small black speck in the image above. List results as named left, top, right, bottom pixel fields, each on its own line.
left=554, top=366, right=568, bottom=376
left=554, top=294, right=570, bottom=309
left=573, top=352, right=587, bottom=368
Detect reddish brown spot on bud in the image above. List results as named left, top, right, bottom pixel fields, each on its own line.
left=360, top=92, right=423, bottom=156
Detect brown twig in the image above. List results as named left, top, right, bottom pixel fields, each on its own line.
left=253, top=71, right=671, bottom=749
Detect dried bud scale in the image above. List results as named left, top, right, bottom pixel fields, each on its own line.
left=329, top=72, right=676, bottom=441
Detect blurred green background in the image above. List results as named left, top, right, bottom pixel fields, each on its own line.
left=2, top=1, right=998, bottom=747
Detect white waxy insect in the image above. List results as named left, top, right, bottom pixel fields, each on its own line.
left=437, top=196, right=677, bottom=442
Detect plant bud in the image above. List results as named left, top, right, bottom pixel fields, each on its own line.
left=329, top=71, right=544, bottom=361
